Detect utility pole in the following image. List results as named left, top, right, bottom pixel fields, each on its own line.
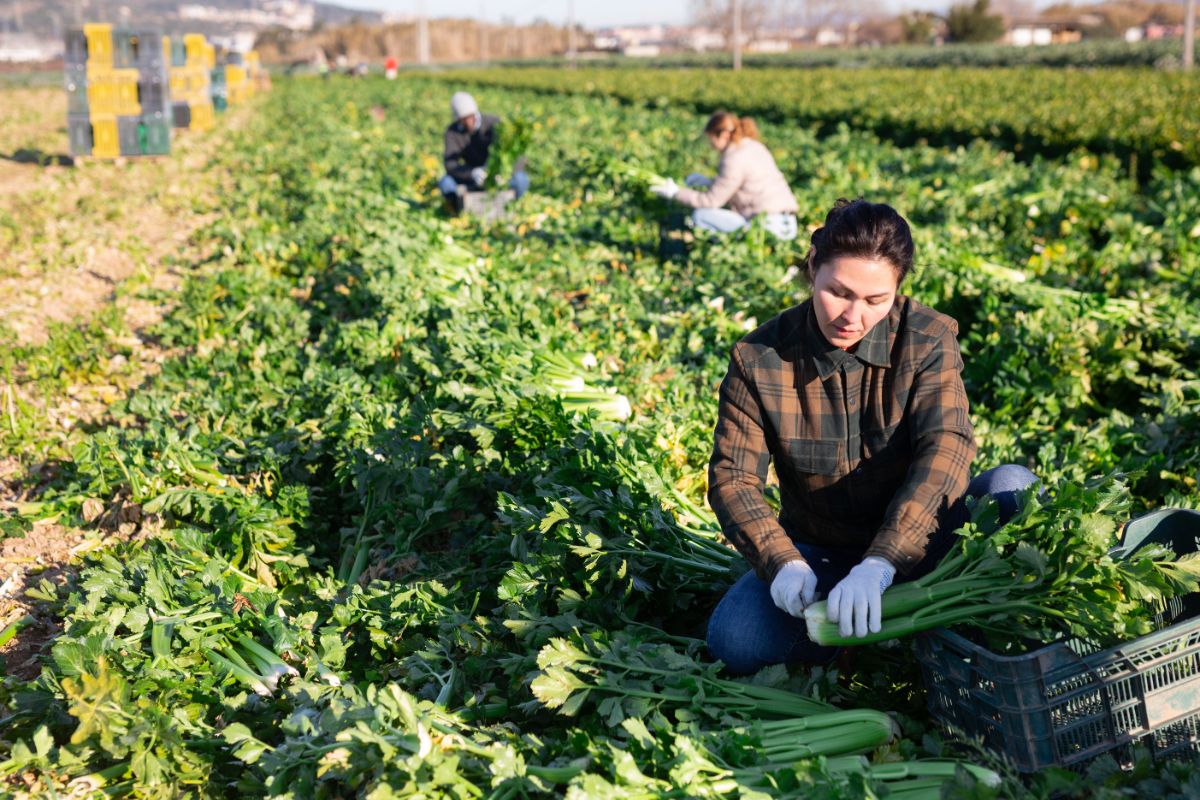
left=567, top=0, right=577, bottom=68
left=416, top=0, right=430, bottom=65
left=478, top=0, right=487, bottom=63
left=732, top=0, right=743, bottom=70
left=1185, top=0, right=1196, bottom=70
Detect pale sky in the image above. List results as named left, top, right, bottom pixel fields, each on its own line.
left=332, top=0, right=1085, bottom=28
left=335, top=0, right=691, bottom=28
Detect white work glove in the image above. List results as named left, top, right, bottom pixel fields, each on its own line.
left=827, top=557, right=896, bottom=638
left=769, top=560, right=819, bottom=618
left=470, top=166, right=488, bottom=186
left=685, top=172, right=713, bottom=188
left=649, top=178, right=679, bottom=200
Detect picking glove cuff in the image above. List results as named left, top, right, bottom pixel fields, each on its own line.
left=826, top=557, right=896, bottom=638
left=769, top=559, right=819, bottom=618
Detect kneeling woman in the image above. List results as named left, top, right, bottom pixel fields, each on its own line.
left=650, top=112, right=799, bottom=241
left=706, top=198, right=1036, bottom=674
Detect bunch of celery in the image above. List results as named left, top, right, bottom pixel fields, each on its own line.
left=536, top=350, right=632, bottom=421
left=487, top=114, right=534, bottom=191
left=530, top=630, right=1001, bottom=797
left=804, top=475, right=1200, bottom=648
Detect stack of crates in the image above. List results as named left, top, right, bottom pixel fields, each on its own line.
left=63, top=24, right=171, bottom=158
left=167, top=33, right=216, bottom=131
left=223, top=50, right=250, bottom=106
left=245, top=50, right=271, bottom=93
left=127, top=29, right=172, bottom=156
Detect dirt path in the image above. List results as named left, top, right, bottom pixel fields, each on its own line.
left=0, top=89, right=244, bottom=346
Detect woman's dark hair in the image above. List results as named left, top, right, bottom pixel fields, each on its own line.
left=804, top=198, right=914, bottom=285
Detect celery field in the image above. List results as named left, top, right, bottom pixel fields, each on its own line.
left=1, top=68, right=1200, bottom=798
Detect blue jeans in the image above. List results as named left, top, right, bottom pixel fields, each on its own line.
left=691, top=208, right=798, bottom=240
left=692, top=207, right=749, bottom=234
left=706, top=464, right=1038, bottom=674
left=439, top=170, right=529, bottom=199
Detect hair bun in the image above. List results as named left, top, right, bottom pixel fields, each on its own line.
left=803, top=198, right=914, bottom=286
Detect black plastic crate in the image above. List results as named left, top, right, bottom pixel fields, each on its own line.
left=462, top=189, right=516, bottom=223
left=134, top=30, right=166, bottom=70
left=138, top=78, right=170, bottom=116
left=64, top=30, right=88, bottom=65
left=917, top=508, right=1200, bottom=773
left=110, top=29, right=162, bottom=69
left=67, top=114, right=92, bottom=156
left=172, top=101, right=192, bottom=129
left=657, top=209, right=692, bottom=259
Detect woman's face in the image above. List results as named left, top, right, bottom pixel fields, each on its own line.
left=706, top=129, right=731, bottom=151
left=809, top=256, right=900, bottom=349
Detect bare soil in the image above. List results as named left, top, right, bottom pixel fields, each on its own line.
left=0, top=86, right=252, bottom=678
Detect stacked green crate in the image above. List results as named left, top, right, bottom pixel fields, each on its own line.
left=116, top=28, right=172, bottom=156
left=210, top=61, right=228, bottom=113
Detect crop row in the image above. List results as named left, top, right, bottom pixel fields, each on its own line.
left=495, top=38, right=1184, bottom=70
left=434, top=66, right=1200, bottom=172
left=0, top=78, right=992, bottom=797
left=1, top=76, right=1198, bottom=797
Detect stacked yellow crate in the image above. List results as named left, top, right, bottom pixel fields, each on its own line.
left=80, top=23, right=137, bottom=157
left=225, top=63, right=249, bottom=106
left=166, top=33, right=215, bottom=131
left=245, top=50, right=271, bottom=93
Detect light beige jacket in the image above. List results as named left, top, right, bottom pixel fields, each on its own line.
left=674, top=138, right=799, bottom=218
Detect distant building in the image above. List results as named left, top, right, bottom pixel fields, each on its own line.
left=1006, top=20, right=1083, bottom=46
left=747, top=38, right=790, bottom=54
left=591, top=33, right=622, bottom=51
left=1144, top=23, right=1185, bottom=40
left=623, top=44, right=663, bottom=57
left=212, top=31, right=259, bottom=54
left=1009, top=24, right=1053, bottom=46
left=1125, top=22, right=1184, bottom=41
left=592, top=25, right=675, bottom=56
left=681, top=27, right=726, bottom=52
left=814, top=27, right=847, bottom=46
left=180, top=0, right=315, bottom=31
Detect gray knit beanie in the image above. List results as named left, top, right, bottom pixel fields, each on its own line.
left=450, top=92, right=479, bottom=121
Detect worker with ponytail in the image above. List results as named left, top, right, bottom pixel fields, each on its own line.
left=650, top=111, right=799, bottom=240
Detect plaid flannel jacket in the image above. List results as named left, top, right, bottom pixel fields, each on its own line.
left=707, top=296, right=976, bottom=583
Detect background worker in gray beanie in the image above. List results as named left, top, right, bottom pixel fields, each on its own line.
left=439, top=92, right=530, bottom=213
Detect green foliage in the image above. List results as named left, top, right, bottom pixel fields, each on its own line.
left=900, top=12, right=939, bottom=44
left=433, top=66, right=1200, bottom=172
left=487, top=113, right=534, bottom=192
left=1, top=72, right=1198, bottom=798
left=482, top=38, right=1185, bottom=70
left=946, top=0, right=1006, bottom=44
left=805, top=475, right=1200, bottom=648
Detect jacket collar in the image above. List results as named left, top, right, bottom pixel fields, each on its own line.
left=803, top=301, right=892, bottom=379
